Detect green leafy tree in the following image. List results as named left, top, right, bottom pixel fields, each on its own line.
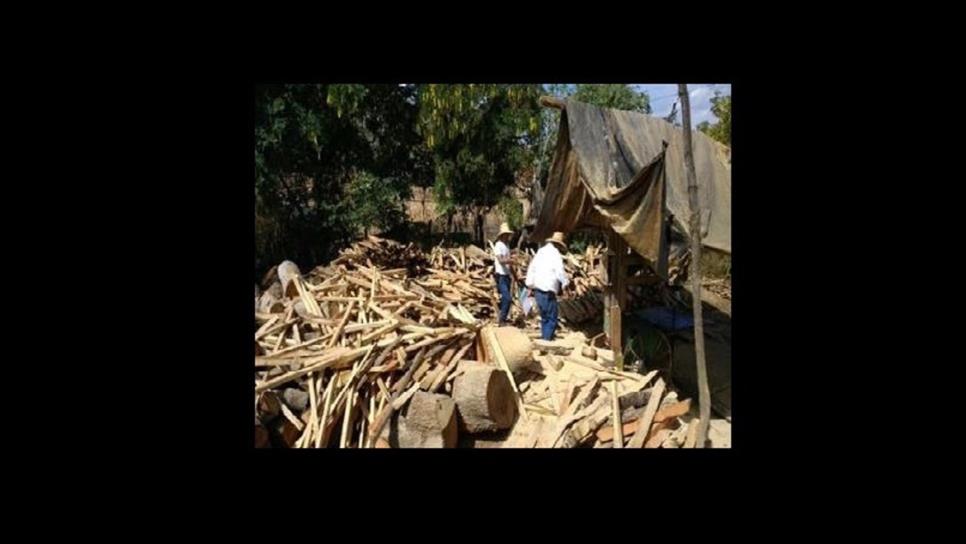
left=572, top=84, right=651, bottom=113
left=254, top=84, right=431, bottom=275
left=498, top=194, right=524, bottom=230
left=417, top=84, right=542, bottom=244
left=698, top=91, right=731, bottom=145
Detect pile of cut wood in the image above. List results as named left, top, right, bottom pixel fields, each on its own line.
left=501, top=331, right=700, bottom=448
left=254, top=236, right=699, bottom=448
left=702, top=278, right=731, bottom=301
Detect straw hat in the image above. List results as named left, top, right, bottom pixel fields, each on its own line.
left=497, top=222, right=514, bottom=238
left=546, top=231, right=567, bottom=251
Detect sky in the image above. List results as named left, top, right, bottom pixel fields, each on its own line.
left=634, top=84, right=731, bottom=126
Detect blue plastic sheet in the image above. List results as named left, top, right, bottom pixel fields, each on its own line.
left=635, top=306, right=693, bottom=331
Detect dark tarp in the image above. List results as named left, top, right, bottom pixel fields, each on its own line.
left=531, top=98, right=731, bottom=271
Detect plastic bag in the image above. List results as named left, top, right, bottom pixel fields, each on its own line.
left=519, top=287, right=536, bottom=316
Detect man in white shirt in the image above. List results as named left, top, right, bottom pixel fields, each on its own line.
left=493, top=222, right=515, bottom=325
left=525, top=231, right=570, bottom=340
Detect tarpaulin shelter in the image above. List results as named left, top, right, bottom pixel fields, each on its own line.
left=530, top=96, right=732, bottom=368
left=531, top=98, right=732, bottom=276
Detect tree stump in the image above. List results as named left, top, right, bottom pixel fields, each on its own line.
left=452, top=365, right=518, bottom=433
left=394, top=391, right=458, bottom=448
left=489, top=326, right=534, bottom=374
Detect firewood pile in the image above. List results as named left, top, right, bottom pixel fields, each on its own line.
left=255, top=235, right=701, bottom=448
left=702, top=278, right=731, bottom=301
left=328, top=237, right=429, bottom=277
left=506, top=332, right=700, bottom=448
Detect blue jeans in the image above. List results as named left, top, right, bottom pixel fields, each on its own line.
left=495, top=273, right=511, bottom=324
left=534, top=290, right=558, bottom=340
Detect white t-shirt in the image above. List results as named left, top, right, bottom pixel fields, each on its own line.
left=493, top=241, right=510, bottom=276
left=525, top=243, right=569, bottom=293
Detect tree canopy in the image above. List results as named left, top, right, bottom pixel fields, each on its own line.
left=697, top=91, right=731, bottom=145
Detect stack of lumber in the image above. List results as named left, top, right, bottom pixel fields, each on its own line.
left=255, top=237, right=693, bottom=448
left=330, top=235, right=429, bottom=276
left=504, top=332, right=699, bottom=448
left=702, top=278, right=731, bottom=301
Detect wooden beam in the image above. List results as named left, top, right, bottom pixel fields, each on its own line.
left=610, top=381, right=623, bottom=448
left=627, top=378, right=665, bottom=448
left=539, top=95, right=565, bottom=110
left=679, top=83, right=711, bottom=448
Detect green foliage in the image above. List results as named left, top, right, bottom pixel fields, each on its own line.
left=254, top=84, right=431, bottom=273
left=572, top=84, right=651, bottom=114
left=498, top=195, right=524, bottom=230
left=417, top=84, right=543, bottom=241
left=345, top=171, right=407, bottom=236
left=700, top=248, right=731, bottom=279
left=698, top=91, right=731, bottom=145
left=565, top=229, right=606, bottom=255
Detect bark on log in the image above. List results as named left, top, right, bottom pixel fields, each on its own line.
left=395, top=391, right=458, bottom=448
left=278, top=260, right=302, bottom=298
left=489, top=326, right=534, bottom=374
left=452, top=365, right=518, bottom=433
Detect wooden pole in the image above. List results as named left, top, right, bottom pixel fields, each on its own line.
left=539, top=95, right=566, bottom=110
left=678, top=84, right=711, bottom=448
left=605, top=231, right=626, bottom=371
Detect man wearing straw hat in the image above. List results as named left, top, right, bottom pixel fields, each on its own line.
left=525, top=231, right=570, bottom=340
left=493, top=222, right=516, bottom=325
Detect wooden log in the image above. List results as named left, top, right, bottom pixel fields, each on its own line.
left=539, top=95, right=566, bottom=109
left=278, top=260, right=302, bottom=298
left=452, top=365, right=518, bottom=433
left=627, top=378, right=665, bottom=448
left=489, top=326, right=534, bottom=374
left=395, top=391, right=458, bottom=448
left=483, top=327, right=528, bottom=422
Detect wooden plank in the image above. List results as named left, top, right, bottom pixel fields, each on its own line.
left=262, top=331, right=334, bottom=358
left=610, top=381, right=622, bottom=448
left=563, top=354, right=654, bottom=382
left=255, top=346, right=370, bottom=393
left=326, top=299, right=357, bottom=349
left=684, top=418, right=699, bottom=448
left=540, top=377, right=599, bottom=447
left=315, top=377, right=335, bottom=448
left=359, top=320, right=400, bottom=345
left=279, top=401, right=304, bottom=432
left=532, top=339, right=575, bottom=355
left=645, top=428, right=672, bottom=448
left=626, top=378, right=665, bottom=448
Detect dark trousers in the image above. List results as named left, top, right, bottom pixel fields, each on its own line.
left=495, top=273, right=511, bottom=324
left=534, top=289, right=558, bottom=340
